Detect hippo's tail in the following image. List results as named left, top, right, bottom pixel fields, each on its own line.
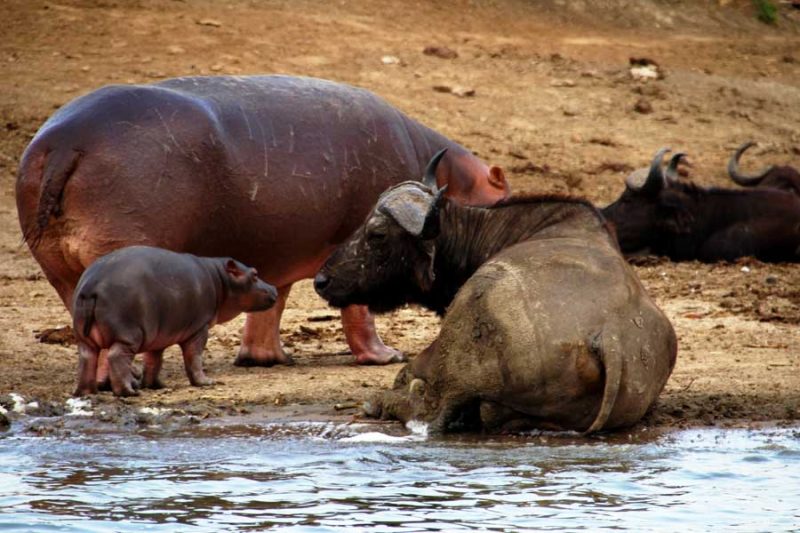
left=73, top=293, right=97, bottom=339
left=584, top=327, right=623, bottom=435
left=17, top=145, right=82, bottom=249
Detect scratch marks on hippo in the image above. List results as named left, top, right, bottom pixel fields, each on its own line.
left=239, top=104, right=254, bottom=141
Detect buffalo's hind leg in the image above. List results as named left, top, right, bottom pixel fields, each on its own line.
left=235, top=285, right=295, bottom=367
left=181, top=326, right=214, bottom=387
left=74, top=342, right=99, bottom=396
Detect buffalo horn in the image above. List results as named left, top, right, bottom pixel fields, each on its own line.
left=728, top=141, right=774, bottom=186
left=423, top=148, right=448, bottom=191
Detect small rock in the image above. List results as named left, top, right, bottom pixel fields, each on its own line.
left=562, top=105, right=580, bottom=117
left=633, top=98, right=653, bottom=114
left=550, top=79, right=576, bottom=88
left=80, top=65, right=90, bottom=72
left=423, top=46, right=458, bottom=60
left=196, top=19, right=222, bottom=27
left=168, top=45, right=186, bottom=55
left=741, top=266, right=751, bottom=273
left=765, top=275, right=778, bottom=285
left=784, top=55, right=797, bottom=64
left=210, top=64, right=224, bottom=72
left=629, top=57, right=664, bottom=80
left=451, top=86, right=475, bottom=97
left=433, top=85, right=452, bottom=93
left=381, top=55, right=401, bottom=65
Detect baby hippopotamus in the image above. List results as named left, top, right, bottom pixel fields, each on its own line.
left=71, top=246, right=278, bottom=397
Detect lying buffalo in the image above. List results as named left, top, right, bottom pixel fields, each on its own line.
left=603, top=148, right=800, bottom=262
left=17, top=75, right=509, bottom=383
left=315, top=151, right=676, bottom=434
left=728, top=141, right=800, bottom=195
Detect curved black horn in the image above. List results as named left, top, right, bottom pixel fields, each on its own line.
left=728, top=141, right=774, bottom=186
left=665, top=152, right=686, bottom=181
left=423, top=148, right=448, bottom=190
left=639, top=147, right=670, bottom=195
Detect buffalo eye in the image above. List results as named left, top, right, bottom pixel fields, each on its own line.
left=365, top=218, right=389, bottom=242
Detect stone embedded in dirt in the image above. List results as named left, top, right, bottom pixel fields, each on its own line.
left=423, top=46, right=458, bottom=60
left=433, top=85, right=475, bottom=97
left=210, top=64, right=224, bottom=72
left=629, top=57, right=664, bottom=80
left=197, top=19, right=223, bottom=27
left=381, top=55, right=401, bottom=65
left=507, top=150, right=528, bottom=160
left=562, top=106, right=580, bottom=117
left=634, top=98, right=654, bottom=114
left=168, top=45, right=186, bottom=55
left=550, top=79, right=576, bottom=88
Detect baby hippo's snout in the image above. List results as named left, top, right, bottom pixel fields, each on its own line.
left=253, top=277, right=279, bottom=310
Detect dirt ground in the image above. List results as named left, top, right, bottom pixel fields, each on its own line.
left=1, top=0, right=799, bottom=431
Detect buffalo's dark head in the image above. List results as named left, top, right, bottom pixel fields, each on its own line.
left=602, top=148, right=692, bottom=254
left=314, top=151, right=448, bottom=313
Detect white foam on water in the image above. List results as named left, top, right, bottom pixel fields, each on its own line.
left=339, top=420, right=430, bottom=443
left=65, top=398, right=93, bottom=417
left=10, top=393, right=27, bottom=414
left=138, top=406, right=170, bottom=416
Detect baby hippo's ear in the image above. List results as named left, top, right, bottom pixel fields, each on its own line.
left=225, top=259, right=247, bottom=282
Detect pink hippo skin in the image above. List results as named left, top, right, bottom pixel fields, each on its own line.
left=17, top=75, right=509, bottom=383
left=72, top=246, right=278, bottom=397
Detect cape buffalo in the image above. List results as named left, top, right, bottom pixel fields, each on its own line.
left=603, top=148, right=800, bottom=262
left=16, top=75, right=510, bottom=386
left=315, top=151, right=676, bottom=434
left=728, top=141, right=800, bottom=195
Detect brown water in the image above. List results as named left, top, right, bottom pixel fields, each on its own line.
left=0, top=419, right=798, bottom=531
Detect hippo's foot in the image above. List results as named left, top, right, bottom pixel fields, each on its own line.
left=97, top=363, right=142, bottom=391
left=354, top=345, right=406, bottom=365
left=188, top=374, right=215, bottom=387
left=112, top=379, right=140, bottom=397
left=234, top=347, right=295, bottom=367
left=141, top=376, right=166, bottom=390
left=73, top=384, right=98, bottom=397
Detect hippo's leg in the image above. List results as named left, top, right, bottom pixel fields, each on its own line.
left=107, top=343, right=140, bottom=397
left=342, top=305, right=406, bottom=365
left=96, top=350, right=111, bottom=390
left=235, top=285, right=295, bottom=367
left=181, top=326, right=214, bottom=387
left=142, top=350, right=166, bottom=389
left=97, top=350, right=141, bottom=390
left=74, top=342, right=99, bottom=396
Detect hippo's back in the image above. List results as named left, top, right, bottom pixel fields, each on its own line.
left=17, top=75, right=451, bottom=293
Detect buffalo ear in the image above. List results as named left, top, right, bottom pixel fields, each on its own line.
left=380, top=188, right=440, bottom=239
left=413, top=242, right=436, bottom=292
left=488, top=165, right=507, bottom=191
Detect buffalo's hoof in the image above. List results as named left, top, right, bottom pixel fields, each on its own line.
left=362, top=399, right=383, bottom=419
left=234, top=349, right=295, bottom=367
left=354, top=348, right=407, bottom=365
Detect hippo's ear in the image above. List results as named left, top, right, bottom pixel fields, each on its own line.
left=225, top=259, right=247, bottom=281
left=488, top=166, right=507, bottom=191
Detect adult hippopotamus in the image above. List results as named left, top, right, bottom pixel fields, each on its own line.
left=16, top=75, right=509, bottom=378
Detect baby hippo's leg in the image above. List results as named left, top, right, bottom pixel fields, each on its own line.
left=107, top=343, right=141, bottom=397
left=97, top=350, right=142, bottom=390
left=181, top=327, right=214, bottom=387
left=74, top=342, right=100, bottom=396
left=142, top=350, right=165, bottom=389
